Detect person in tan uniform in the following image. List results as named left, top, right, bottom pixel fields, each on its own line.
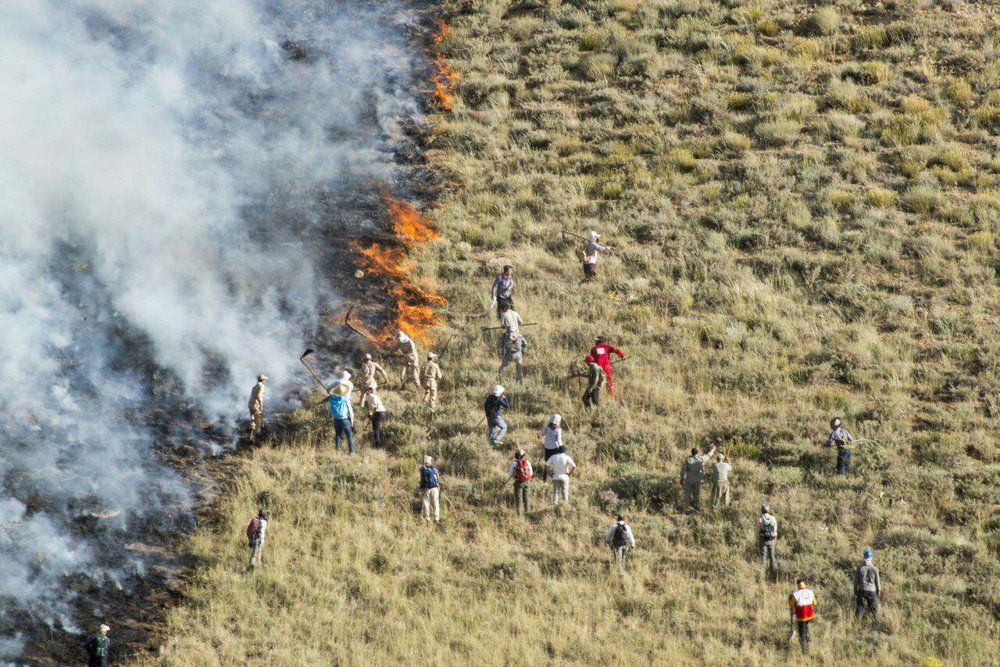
left=397, top=331, right=421, bottom=389
left=248, top=374, right=268, bottom=440
left=360, top=353, right=388, bottom=390
left=422, top=353, right=443, bottom=413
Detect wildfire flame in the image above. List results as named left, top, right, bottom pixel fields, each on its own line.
left=431, top=20, right=459, bottom=112
left=350, top=191, right=444, bottom=346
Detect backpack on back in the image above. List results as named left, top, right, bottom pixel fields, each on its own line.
left=514, top=458, right=532, bottom=482
left=760, top=514, right=777, bottom=541
left=421, top=465, right=439, bottom=489
left=246, top=517, right=260, bottom=546
left=612, top=523, right=629, bottom=547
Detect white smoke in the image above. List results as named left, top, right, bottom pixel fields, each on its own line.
left=0, top=0, right=419, bottom=657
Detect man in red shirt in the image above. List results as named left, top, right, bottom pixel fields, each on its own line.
left=788, top=579, right=817, bottom=654
left=588, top=337, right=625, bottom=396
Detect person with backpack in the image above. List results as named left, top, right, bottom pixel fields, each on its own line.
left=711, top=454, right=732, bottom=508
left=757, top=505, right=778, bottom=576
left=855, top=549, right=881, bottom=623
left=248, top=374, right=268, bottom=441
left=581, top=356, right=606, bottom=409
left=606, top=515, right=636, bottom=573
left=588, top=337, right=625, bottom=396
left=246, top=509, right=269, bottom=571
left=825, top=416, right=856, bottom=475
left=541, top=414, right=565, bottom=482
left=86, top=624, right=111, bottom=667
left=679, top=445, right=716, bottom=512
left=326, top=371, right=356, bottom=454
left=360, top=386, right=387, bottom=448
left=546, top=449, right=576, bottom=506
left=484, top=385, right=510, bottom=447
left=498, top=330, right=528, bottom=383
left=788, top=579, right=817, bottom=653
left=419, top=455, right=441, bottom=523
left=508, top=449, right=533, bottom=515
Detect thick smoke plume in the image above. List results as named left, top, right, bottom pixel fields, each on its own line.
left=0, top=0, right=419, bottom=657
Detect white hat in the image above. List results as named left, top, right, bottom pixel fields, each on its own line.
left=427, top=352, right=437, bottom=360
left=423, top=455, right=433, bottom=465
left=493, top=385, right=504, bottom=396
left=550, top=414, right=561, bottom=425
left=100, top=624, right=110, bottom=634
left=340, top=370, right=352, bottom=381
left=257, top=374, right=269, bottom=382
left=590, top=231, right=599, bottom=241
left=364, top=353, right=372, bottom=360
left=398, top=331, right=410, bottom=343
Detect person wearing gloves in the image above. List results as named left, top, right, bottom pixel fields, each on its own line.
left=582, top=230, right=611, bottom=282
left=326, top=371, right=356, bottom=454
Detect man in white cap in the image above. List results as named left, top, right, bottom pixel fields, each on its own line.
left=419, top=455, right=441, bottom=522
left=361, top=386, right=387, bottom=447
left=326, top=371, right=356, bottom=454
left=422, top=352, right=443, bottom=414
left=606, top=514, right=636, bottom=573
left=546, top=447, right=576, bottom=506
left=86, top=624, right=111, bottom=667
left=484, top=385, right=511, bottom=447
left=582, top=230, right=611, bottom=282
left=360, top=353, right=388, bottom=391
left=397, top=331, right=421, bottom=390
left=248, top=374, right=268, bottom=440
left=498, top=329, right=528, bottom=383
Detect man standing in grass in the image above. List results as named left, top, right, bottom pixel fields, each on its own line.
left=589, top=337, right=625, bottom=396
left=420, top=455, right=441, bottom=523
left=499, top=302, right=523, bottom=334
left=582, top=230, right=611, bottom=282
left=606, top=514, right=636, bottom=573
left=422, top=352, right=442, bottom=414
left=86, top=624, right=111, bottom=667
left=326, top=371, right=355, bottom=454
left=855, top=549, right=881, bottom=623
left=825, top=416, right=856, bottom=475
left=757, top=504, right=778, bottom=577
left=246, top=509, right=268, bottom=571
left=547, top=448, right=576, bottom=506
left=679, top=445, right=716, bottom=512
left=248, top=373, right=268, bottom=441
left=484, top=385, right=510, bottom=447
left=490, top=264, right=515, bottom=319
left=498, top=330, right=528, bottom=383
left=508, top=449, right=533, bottom=516
left=788, top=579, right=817, bottom=654
left=361, top=386, right=386, bottom=448
left=711, top=454, right=732, bottom=508
left=396, top=331, right=421, bottom=390
left=582, top=355, right=606, bottom=409
left=360, top=353, right=388, bottom=391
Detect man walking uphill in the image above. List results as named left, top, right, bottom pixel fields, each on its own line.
left=360, top=353, right=388, bottom=391
left=86, top=624, right=110, bottom=667
left=498, top=330, right=528, bottom=383
left=588, top=337, right=625, bottom=396
left=855, top=549, right=881, bottom=623
left=484, top=385, right=510, bottom=447
left=248, top=374, right=268, bottom=440
left=422, top=352, right=443, bottom=414
left=420, top=455, right=441, bottom=523
left=490, top=264, right=515, bottom=319
left=711, top=454, right=732, bottom=508
left=679, top=445, right=716, bottom=511
left=326, top=371, right=356, bottom=454
left=582, top=355, right=606, bottom=409
left=788, top=579, right=817, bottom=653
left=361, top=386, right=387, bottom=448
left=246, top=509, right=269, bottom=571
left=825, top=416, right=857, bottom=475
left=757, top=504, right=778, bottom=577
left=508, top=449, right=533, bottom=516
left=396, top=331, right=421, bottom=390
left=606, top=515, right=636, bottom=573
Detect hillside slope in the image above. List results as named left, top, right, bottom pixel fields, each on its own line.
left=138, top=0, right=1000, bottom=665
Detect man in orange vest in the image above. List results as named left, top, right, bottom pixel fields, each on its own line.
left=788, top=579, right=817, bottom=653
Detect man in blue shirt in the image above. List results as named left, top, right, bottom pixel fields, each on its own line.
left=484, top=384, right=510, bottom=447
left=490, top=265, right=515, bottom=319
left=327, top=371, right=356, bottom=454
left=825, top=417, right=855, bottom=475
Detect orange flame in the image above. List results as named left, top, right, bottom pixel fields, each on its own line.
left=351, top=194, right=444, bottom=346
left=431, top=21, right=459, bottom=111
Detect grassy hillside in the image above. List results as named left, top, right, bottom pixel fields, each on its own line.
left=137, top=0, right=1000, bottom=665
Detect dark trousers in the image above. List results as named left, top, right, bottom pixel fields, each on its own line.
left=513, top=481, right=529, bottom=515
left=582, top=262, right=597, bottom=281
left=836, top=448, right=855, bottom=474
left=371, top=412, right=385, bottom=448
left=583, top=385, right=601, bottom=409
left=334, top=418, right=354, bottom=453
left=855, top=591, right=878, bottom=620
left=797, top=620, right=811, bottom=649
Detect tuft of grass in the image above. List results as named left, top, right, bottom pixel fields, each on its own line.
left=808, top=6, right=841, bottom=36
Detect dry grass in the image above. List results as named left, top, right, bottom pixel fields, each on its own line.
left=136, top=0, right=1000, bottom=665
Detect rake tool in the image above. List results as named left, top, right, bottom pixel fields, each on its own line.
left=343, top=305, right=383, bottom=347
left=299, top=349, right=330, bottom=394
left=480, top=323, right=539, bottom=332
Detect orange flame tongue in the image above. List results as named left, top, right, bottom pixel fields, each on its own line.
left=431, top=21, right=458, bottom=111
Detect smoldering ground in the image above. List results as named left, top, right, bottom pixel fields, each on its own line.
left=0, top=0, right=423, bottom=660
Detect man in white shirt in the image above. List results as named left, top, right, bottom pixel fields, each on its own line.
left=547, top=450, right=576, bottom=506
left=582, top=231, right=610, bottom=282
left=246, top=509, right=269, bottom=571
left=499, top=302, right=523, bottom=334
left=606, top=515, right=636, bottom=573
left=361, top=387, right=387, bottom=447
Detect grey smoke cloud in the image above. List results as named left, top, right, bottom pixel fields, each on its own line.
left=0, top=0, right=418, bottom=657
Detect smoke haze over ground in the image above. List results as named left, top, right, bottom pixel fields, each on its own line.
left=0, top=0, right=420, bottom=658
